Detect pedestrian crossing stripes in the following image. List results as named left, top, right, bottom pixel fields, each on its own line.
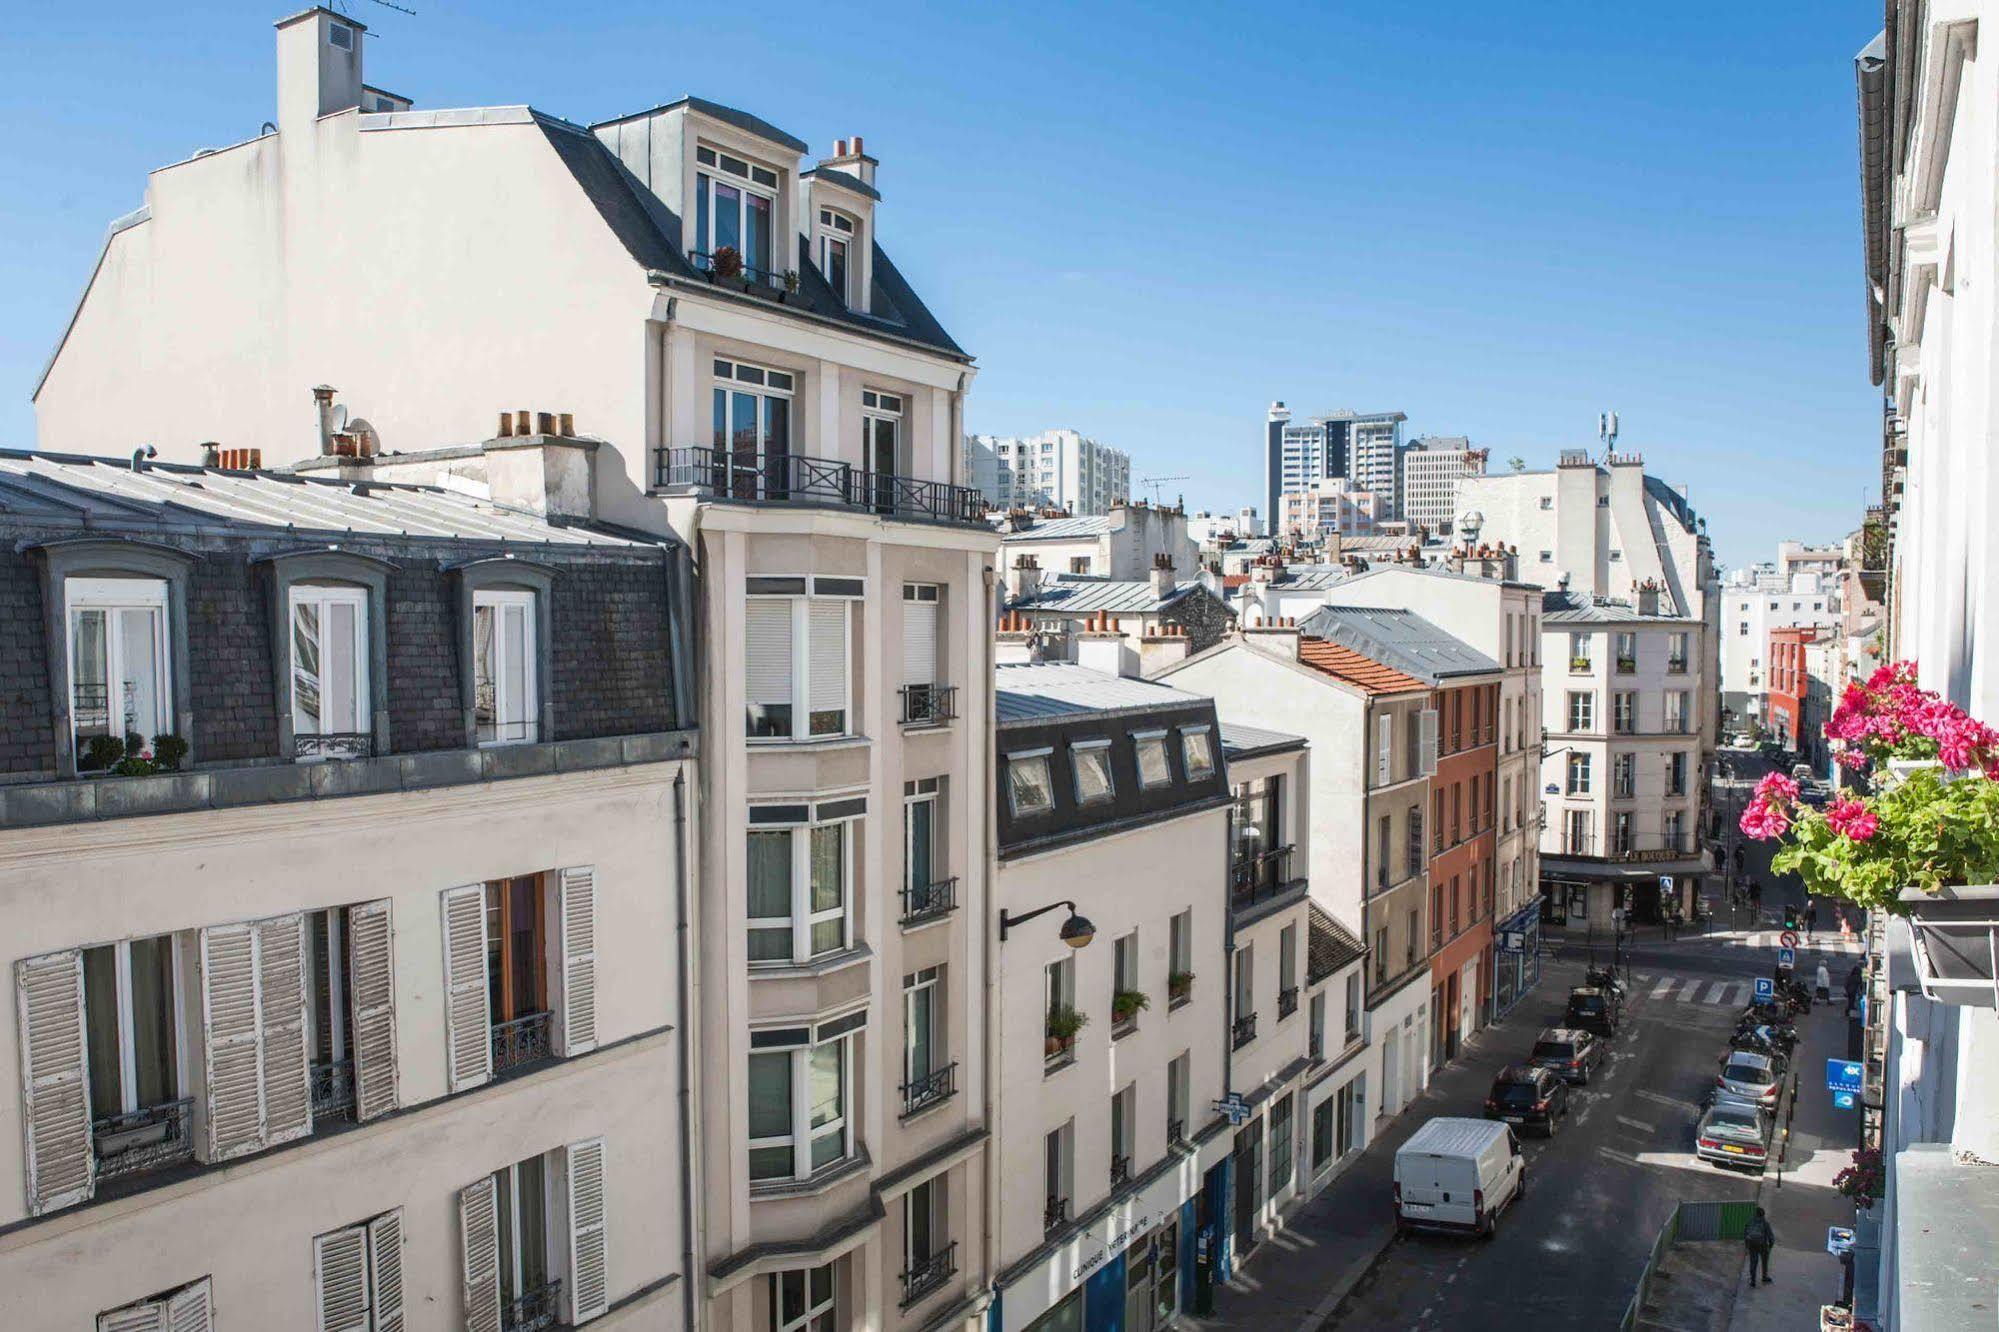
left=1731, top=931, right=1866, bottom=956
left=1636, top=974, right=1754, bottom=1008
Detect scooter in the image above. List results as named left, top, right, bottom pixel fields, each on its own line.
left=1732, top=1021, right=1798, bottom=1055
left=1586, top=966, right=1628, bottom=1002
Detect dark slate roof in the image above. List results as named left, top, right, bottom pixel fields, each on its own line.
left=1011, top=575, right=1203, bottom=615
left=1541, top=589, right=1698, bottom=625
left=592, top=95, right=809, bottom=153
left=802, top=166, right=880, bottom=201
left=1308, top=903, right=1365, bottom=983
left=1219, top=722, right=1304, bottom=759
left=535, top=119, right=965, bottom=359
left=1297, top=605, right=1498, bottom=683
left=994, top=663, right=1207, bottom=724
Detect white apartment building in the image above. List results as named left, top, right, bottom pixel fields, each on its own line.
left=1719, top=565, right=1842, bottom=728
left=0, top=455, right=697, bottom=1331
left=1263, top=404, right=1406, bottom=529
left=967, top=430, right=1132, bottom=516
left=1536, top=588, right=1711, bottom=927
left=1278, top=477, right=1379, bottom=541
left=31, top=13, right=1002, bottom=1330
left=1855, top=10, right=1999, bottom=1325
left=995, top=502, right=1201, bottom=584
left=1186, top=508, right=1262, bottom=545
left=1399, top=437, right=1487, bottom=540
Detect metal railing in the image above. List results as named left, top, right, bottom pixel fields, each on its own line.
left=1230, top=844, right=1296, bottom=909
left=93, top=1098, right=196, bottom=1181
left=1667, top=658, right=1689, bottom=675
left=898, top=1241, right=958, bottom=1308
left=688, top=249, right=787, bottom=290
left=1168, top=1117, right=1186, bottom=1146
left=1110, top=1154, right=1132, bottom=1188
left=655, top=446, right=985, bottom=525
left=295, top=731, right=372, bottom=761
left=900, top=683, right=959, bottom=726
left=900, top=876, right=957, bottom=925
left=310, top=1058, right=355, bottom=1121
left=899, top=1062, right=957, bottom=1117
left=1277, top=986, right=1299, bottom=1019
left=501, top=1278, right=563, bottom=1332
left=1044, top=1196, right=1070, bottom=1235
left=491, top=1011, right=553, bottom=1076
left=1232, top=1013, right=1258, bottom=1049
left=1615, top=656, right=1637, bottom=674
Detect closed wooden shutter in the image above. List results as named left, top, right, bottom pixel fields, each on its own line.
left=201, top=922, right=266, bottom=1160
left=903, top=598, right=937, bottom=686
left=368, top=1209, right=407, bottom=1332
left=165, top=1279, right=212, bottom=1332
left=558, top=867, right=599, bottom=1056
left=745, top=600, right=793, bottom=708
left=808, top=601, right=847, bottom=718
left=566, top=1138, right=610, bottom=1323
left=16, top=949, right=93, bottom=1215
left=314, top=1226, right=370, bottom=1332
left=1418, top=709, right=1439, bottom=775
left=97, top=1302, right=166, bottom=1332
left=1375, top=714, right=1391, bottom=785
left=441, top=885, right=492, bottom=1093
left=259, top=913, right=312, bottom=1146
left=347, top=900, right=399, bottom=1121
left=459, top=1175, right=502, bottom=1332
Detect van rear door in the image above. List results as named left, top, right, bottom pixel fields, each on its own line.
left=1398, top=1151, right=1477, bottom=1226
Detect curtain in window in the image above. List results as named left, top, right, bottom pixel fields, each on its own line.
left=473, top=605, right=497, bottom=735
left=809, top=825, right=845, bottom=956
left=71, top=610, right=110, bottom=738
left=747, top=833, right=794, bottom=962
left=808, top=1041, right=845, bottom=1170
left=748, top=1053, right=793, bottom=1180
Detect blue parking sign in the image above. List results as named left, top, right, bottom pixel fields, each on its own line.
left=1754, top=977, right=1774, bottom=1002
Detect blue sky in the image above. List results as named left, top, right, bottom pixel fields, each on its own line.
left=0, top=1, right=1879, bottom=569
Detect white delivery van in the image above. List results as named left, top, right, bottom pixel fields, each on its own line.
left=1393, top=1117, right=1525, bottom=1237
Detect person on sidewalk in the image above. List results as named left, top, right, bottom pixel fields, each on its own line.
left=1816, top=961, right=1833, bottom=1003
left=1806, top=899, right=1819, bottom=941
left=1744, top=1207, right=1776, bottom=1285
left=1845, top=963, right=1863, bottom=1013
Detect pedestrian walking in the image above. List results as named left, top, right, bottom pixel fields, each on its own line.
left=1845, top=963, right=1863, bottom=1012
left=1744, top=1207, right=1776, bottom=1285
left=1806, top=900, right=1819, bottom=941
left=1815, top=961, right=1832, bottom=1003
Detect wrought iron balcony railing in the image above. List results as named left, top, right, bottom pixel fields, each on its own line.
left=1168, top=1117, right=1186, bottom=1146
left=310, top=1058, right=355, bottom=1122
left=1277, top=986, right=1299, bottom=1019
left=295, top=731, right=372, bottom=761
left=93, top=1098, right=196, bottom=1182
left=898, top=1241, right=958, bottom=1308
left=491, top=1010, right=553, bottom=1076
left=900, top=683, right=959, bottom=727
left=1230, top=844, right=1296, bottom=909
left=900, top=876, right=957, bottom=926
left=1232, top=1012, right=1258, bottom=1050
left=501, top=1278, right=563, bottom=1332
left=900, top=1062, right=957, bottom=1118
left=1044, top=1196, right=1070, bottom=1235
left=1109, top=1154, right=1132, bottom=1189
left=655, top=446, right=986, bottom=525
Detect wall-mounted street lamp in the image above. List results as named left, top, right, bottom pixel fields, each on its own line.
left=999, top=900, right=1096, bottom=947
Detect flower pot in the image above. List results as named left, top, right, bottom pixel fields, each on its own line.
left=1897, top=883, right=1999, bottom=1005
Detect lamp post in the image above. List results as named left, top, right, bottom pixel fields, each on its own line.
left=999, top=900, right=1096, bottom=947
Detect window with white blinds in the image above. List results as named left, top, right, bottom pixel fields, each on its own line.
left=1418, top=709, right=1439, bottom=775
left=1375, top=713, right=1392, bottom=786
left=16, top=948, right=93, bottom=1215
left=745, top=584, right=857, bottom=740
left=314, top=1209, right=405, bottom=1332
left=461, top=1141, right=610, bottom=1331
left=96, top=1277, right=212, bottom=1332
left=902, top=584, right=938, bottom=687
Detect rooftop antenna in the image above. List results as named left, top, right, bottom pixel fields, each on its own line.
left=333, top=0, right=418, bottom=17
left=1138, top=474, right=1188, bottom=504
left=1598, top=410, right=1619, bottom=459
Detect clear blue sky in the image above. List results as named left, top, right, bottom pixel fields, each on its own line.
left=0, top=1, right=1880, bottom=569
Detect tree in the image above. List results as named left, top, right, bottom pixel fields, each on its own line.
left=1508, top=456, right=1526, bottom=473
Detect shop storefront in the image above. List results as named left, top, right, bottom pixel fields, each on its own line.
left=1492, top=902, right=1542, bottom=1017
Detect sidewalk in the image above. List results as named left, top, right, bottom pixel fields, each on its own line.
left=1177, top=970, right=1559, bottom=1330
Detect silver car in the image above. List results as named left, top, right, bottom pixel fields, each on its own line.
left=1696, top=1099, right=1773, bottom=1171
left=1715, top=1050, right=1781, bottom=1109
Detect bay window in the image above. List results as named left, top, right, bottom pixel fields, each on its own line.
left=694, top=145, right=777, bottom=277
left=290, top=584, right=370, bottom=759
left=473, top=589, right=538, bottom=746
left=747, top=798, right=863, bottom=964
left=774, top=1263, right=838, bottom=1332
left=67, top=577, right=171, bottom=767
left=748, top=1014, right=862, bottom=1183
left=745, top=578, right=858, bottom=739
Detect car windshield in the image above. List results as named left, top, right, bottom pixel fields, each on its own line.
left=1493, top=1081, right=1541, bottom=1105
left=1725, top=1061, right=1774, bottom=1085
left=1710, top=1107, right=1761, bottom=1132
left=1570, top=996, right=1606, bottom=1013
left=1531, top=1041, right=1575, bottom=1061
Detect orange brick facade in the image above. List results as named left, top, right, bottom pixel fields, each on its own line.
left=1766, top=626, right=1816, bottom=750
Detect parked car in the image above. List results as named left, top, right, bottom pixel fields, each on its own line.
left=1528, top=1027, right=1604, bottom=1085
left=1483, top=1064, right=1569, bottom=1135
left=1393, top=1117, right=1527, bottom=1239
left=1791, top=762, right=1815, bottom=784
left=1564, top=986, right=1619, bottom=1038
left=1715, top=1050, right=1782, bottom=1109
left=1695, top=1099, right=1774, bottom=1172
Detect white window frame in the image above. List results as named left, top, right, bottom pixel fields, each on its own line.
left=65, top=576, right=172, bottom=761
left=1612, top=691, right=1635, bottom=734
left=1567, top=691, right=1594, bottom=732
left=745, top=585, right=856, bottom=742
left=713, top=357, right=797, bottom=468
left=903, top=781, right=939, bottom=897
left=1006, top=749, right=1055, bottom=817
left=1071, top=738, right=1115, bottom=806
left=1134, top=729, right=1171, bottom=789
left=773, top=1263, right=837, bottom=1332
left=748, top=1030, right=855, bottom=1184
left=746, top=815, right=856, bottom=965
left=472, top=588, right=538, bottom=747
left=817, top=207, right=857, bottom=304
left=1566, top=752, right=1593, bottom=796
left=1375, top=712, right=1393, bottom=786
left=862, top=390, right=903, bottom=478
left=1181, top=726, right=1216, bottom=782
left=289, top=583, right=371, bottom=756
left=694, top=147, right=780, bottom=275
left=903, top=967, right=941, bottom=1089
left=1667, top=691, right=1689, bottom=734
left=492, top=1153, right=555, bottom=1313
left=83, top=933, right=187, bottom=1120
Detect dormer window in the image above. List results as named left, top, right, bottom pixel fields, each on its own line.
left=817, top=208, right=856, bottom=305
left=695, top=145, right=778, bottom=279
left=68, top=577, right=170, bottom=769
left=290, top=584, right=371, bottom=760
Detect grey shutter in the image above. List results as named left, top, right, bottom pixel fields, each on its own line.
left=165, top=1279, right=212, bottom=1332
left=259, top=913, right=312, bottom=1146
left=745, top=600, right=793, bottom=709
left=558, top=867, right=599, bottom=1056
left=441, top=885, right=492, bottom=1092
left=368, top=1209, right=407, bottom=1332
left=1418, top=709, right=1439, bottom=775
left=807, top=601, right=847, bottom=719
left=903, top=598, right=937, bottom=686
left=347, top=900, right=399, bottom=1121
left=16, top=949, right=93, bottom=1215
left=459, top=1175, right=502, bottom=1332
left=566, top=1138, right=610, bottom=1323
left=201, top=922, right=266, bottom=1160
left=1375, top=713, right=1391, bottom=785
left=314, top=1225, right=370, bottom=1332
left=97, top=1302, right=167, bottom=1332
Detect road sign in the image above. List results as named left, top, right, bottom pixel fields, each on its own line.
left=1544, top=782, right=1560, bottom=796
left=1826, top=1059, right=1864, bottom=1094
left=1214, top=1093, right=1250, bottom=1126
left=1832, top=1090, right=1857, bottom=1110
left=1778, top=946, right=1797, bottom=969
left=1780, top=930, right=1800, bottom=948
left=1754, top=977, right=1775, bottom=1002
left=1827, top=1226, right=1855, bottom=1257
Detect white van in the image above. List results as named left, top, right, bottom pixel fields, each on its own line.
left=1393, top=1117, right=1526, bottom=1237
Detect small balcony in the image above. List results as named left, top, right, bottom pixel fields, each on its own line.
left=491, top=1010, right=553, bottom=1077
left=1666, top=657, right=1689, bottom=675
left=92, top=1098, right=196, bottom=1183
left=1277, top=986, right=1299, bottom=1020
left=1569, top=656, right=1593, bottom=674
left=899, top=1242, right=959, bottom=1309
left=1044, top=1196, right=1070, bottom=1237
left=1109, top=1154, right=1132, bottom=1189
left=900, top=683, right=958, bottom=728
left=899, top=1062, right=957, bottom=1118
left=655, top=446, right=986, bottom=526
left=294, top=731, right=372, bottom=762
left=1614, top=656, right=1637, bottom=675
left=1231, top=1012, right=1258, bottom=1050
left=900, top=877, right=957, bottom=927
left=1230, top=844, right=1297, bottom=912
left=502, top=1278, right=563, bottom=1332
left=1168, top=1117, right=1187, bottom=1146
left=310, top=1057, right=355, bottom=1123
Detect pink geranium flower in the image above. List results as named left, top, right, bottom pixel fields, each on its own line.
left=1739, top=800, right=1790, bottom=840
left=1826, top=798, right=1879, bottom=842
left=1754, top=772, right=1799, bottom=803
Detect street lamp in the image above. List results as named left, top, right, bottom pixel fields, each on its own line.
left=999, top=900, right=1096, bottom=947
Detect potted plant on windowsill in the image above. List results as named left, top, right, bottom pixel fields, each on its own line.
left=1044, top=1004, right=1086, bottom=1058
left=1111, top=989, right=1150, bottom=1028
left=708, top=245, right=744, bottom=285
left=1168, top=970, right=1194, bottom=1004
left=76, top=732, right=188, bottom=778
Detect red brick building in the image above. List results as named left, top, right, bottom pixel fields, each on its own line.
left=1766, top=625, right=1818, bottom=751
left=1428, top=675, right=1501, bottom=1064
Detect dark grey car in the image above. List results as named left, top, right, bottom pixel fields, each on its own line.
left=1528, top=1028, right=1603, bottom=1085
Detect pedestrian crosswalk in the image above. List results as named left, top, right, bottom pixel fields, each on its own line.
left=1633, top=973, right=1755, bottom=1008
left=1731, top=931, right=1866, bottom=956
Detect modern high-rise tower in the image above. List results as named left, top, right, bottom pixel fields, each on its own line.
left=1265, top=403, right=1407, bottom=526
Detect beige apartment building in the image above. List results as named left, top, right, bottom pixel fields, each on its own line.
left=29, top=10, right=1000, bottom=1329
left=0, top=455, right=696, bottom=1331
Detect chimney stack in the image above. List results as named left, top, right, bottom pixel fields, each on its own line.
left=996, top=610, right=1038, bottom=666
left=1243, top=616, right=1302, bottom=662
left=1139, top=623, right=1192, bottom=676
left=1006, top=554, right=1041, bottom=604
left=1635, top=580, right=1661, bottom=616
left=1149, top=552, right=1176, bottom=600
left=276, top=8, right=364, bottom=140
left=312, top=384, right=338, bottom=455
left=1075, top=610, right=1130, bottom=677
left=819, top=134, right=877, bottom=189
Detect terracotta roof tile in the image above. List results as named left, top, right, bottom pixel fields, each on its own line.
left=1295, top=637, right=1429, bottom=695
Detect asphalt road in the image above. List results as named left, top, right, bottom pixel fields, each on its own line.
left=1320, top=932, right=1797, bottom=1328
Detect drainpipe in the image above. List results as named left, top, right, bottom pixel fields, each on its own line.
left=980, top=558, right=1001, bottom=1315
left=673, top=765, right=700, bottom=1331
